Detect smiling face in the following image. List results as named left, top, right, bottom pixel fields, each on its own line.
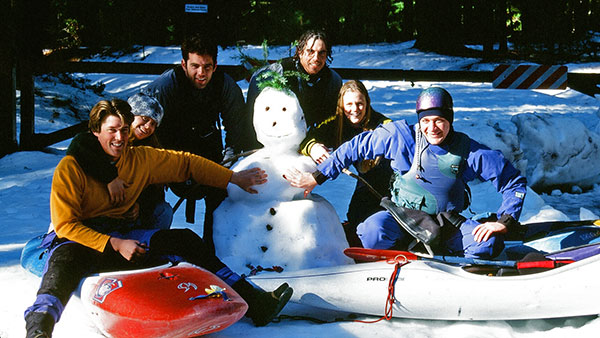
left=342, top=90, right=367, bottom=126
left=253, top=88, right=306, bottom=150
left=131, top=115, right=157, bottom=140
left=181, top=53, right=216, bottom=90
left=419, top=115, right=451, bottom=145
left=93, top=114, right=130, bottom=161
left=298, top=37, right=327, bottom=75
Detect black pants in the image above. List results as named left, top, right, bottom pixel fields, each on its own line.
left=37, top=229, right=228, bottom=310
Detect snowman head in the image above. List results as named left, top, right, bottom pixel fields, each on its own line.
left=253, top=87, right=307, bottom=150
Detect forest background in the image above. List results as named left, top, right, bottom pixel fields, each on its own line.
left=6, top=0, right=600, bottom=63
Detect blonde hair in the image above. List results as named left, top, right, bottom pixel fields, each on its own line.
left=88, top=99, right=134, bottom=133
left=335, top=80, right=372, bottom=146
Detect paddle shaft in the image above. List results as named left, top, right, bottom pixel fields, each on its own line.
left=344, top=248, right=519, bottom=267
left=521, top=219, right=600, bottom=241
left=343, top=248, right=574, bottom=268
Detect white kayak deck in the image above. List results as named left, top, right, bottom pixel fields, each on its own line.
left=249, top=254, right=600, bottom=320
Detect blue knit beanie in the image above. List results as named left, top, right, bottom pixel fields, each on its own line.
left=127, top=93, right=164, bottom=126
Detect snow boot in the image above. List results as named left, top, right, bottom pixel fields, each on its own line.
left=233, top=280, right=293, bottom=326
left=25, top=311, right=55, bottom=338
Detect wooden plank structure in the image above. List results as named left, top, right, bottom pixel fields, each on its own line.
left=3, top=58, right=599, bottom=157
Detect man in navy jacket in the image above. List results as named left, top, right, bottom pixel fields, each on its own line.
left=142, top=33, right=251, bottom=251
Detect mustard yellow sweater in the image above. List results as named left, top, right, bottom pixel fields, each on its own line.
left=50, top=146, right=232, bottom=252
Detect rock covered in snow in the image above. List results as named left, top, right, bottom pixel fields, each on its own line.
left=512, top=113, right=600, bottom=191
left=467, top=121, right=528, bottom=176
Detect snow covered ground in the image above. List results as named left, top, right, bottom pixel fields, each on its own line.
left=1, top=41, right=600, bottom=337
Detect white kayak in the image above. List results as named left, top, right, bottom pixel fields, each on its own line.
left=249, top=253, right=600, bottom=321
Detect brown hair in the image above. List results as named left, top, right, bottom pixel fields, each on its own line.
left=335, top=80, right=372, bottom=146
left=88, top=99, right=134, bottom=133
left=293, top=30, right=333, bottom=64
left=181, top=33, right=218, bottom=63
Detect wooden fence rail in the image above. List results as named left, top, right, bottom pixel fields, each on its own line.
left=6, top=60, right=600, bottom=155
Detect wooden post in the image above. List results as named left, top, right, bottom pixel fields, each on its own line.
left=18, top=62, right=35, bottom=150
left=15, top=0, right=46, bottom=150
left=0, top=0, right=18, bottom=156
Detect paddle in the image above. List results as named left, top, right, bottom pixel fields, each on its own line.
left=519, top=219, right=600, bottom=242
left=343, top=247, right=574, bottom=269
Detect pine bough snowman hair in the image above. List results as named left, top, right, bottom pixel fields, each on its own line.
left=235, top=39, right=308, bottom=95
left=256, top=70, right=308, bottom=95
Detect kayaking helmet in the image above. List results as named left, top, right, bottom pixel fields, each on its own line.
left=416, top=87, right=454, bottom=123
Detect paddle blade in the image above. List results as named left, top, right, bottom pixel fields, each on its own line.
left=516, top=260, right=574, bottom=269
left=343, top=247, right=419, bottom=262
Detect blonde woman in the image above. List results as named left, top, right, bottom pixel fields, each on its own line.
left=300, top=80, right=393, bottom=247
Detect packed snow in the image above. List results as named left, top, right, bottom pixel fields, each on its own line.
left=1, top=41, right=600, bottom=337
left=213, top=87, right=353, bottom=272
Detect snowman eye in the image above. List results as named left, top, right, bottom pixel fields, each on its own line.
left=265, top=106, right=270, bottom=111
left=282, top=107, right=286, bottom=112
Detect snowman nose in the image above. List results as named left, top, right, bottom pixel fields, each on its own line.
left=272, top=121, right=277, bottom=127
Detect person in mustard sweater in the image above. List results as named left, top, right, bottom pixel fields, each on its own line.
left=299, top=80, right=394, bottom=247
left=24, top=99, right=292, bottom=338
left=66, top=92, right=173, bottom=230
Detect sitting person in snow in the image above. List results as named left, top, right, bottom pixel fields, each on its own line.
left=285, top=87, right=527, bottom=259
left=24, top=99, right=292, bottom=338
left=66, top=92, right=173, bottom=230
left=299, top=80, right=394, bottom=247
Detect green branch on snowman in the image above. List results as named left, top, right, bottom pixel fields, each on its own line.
left=256, top=70, right=308, bottom=95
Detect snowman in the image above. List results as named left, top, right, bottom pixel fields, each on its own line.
left=213, top=86, right=353, bottom=273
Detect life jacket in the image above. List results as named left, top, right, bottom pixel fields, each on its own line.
left=391, top=127, right=471, bottom=215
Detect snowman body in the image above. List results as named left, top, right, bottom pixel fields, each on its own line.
left=213, top=87, right=353, bottom=272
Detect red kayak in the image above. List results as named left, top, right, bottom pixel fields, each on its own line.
left=78, top=263, right=248, bottom=338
